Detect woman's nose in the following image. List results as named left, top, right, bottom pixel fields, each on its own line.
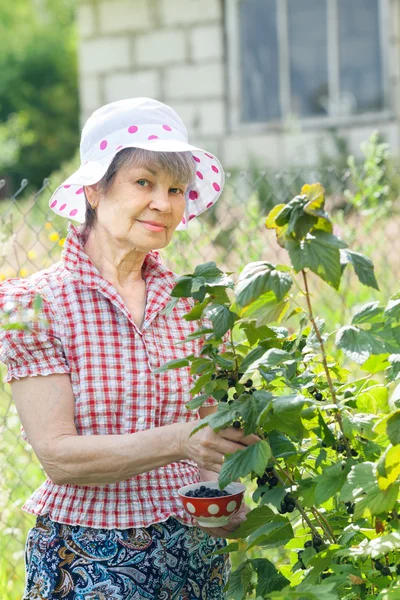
left=150, top=187, right=172, bottom=211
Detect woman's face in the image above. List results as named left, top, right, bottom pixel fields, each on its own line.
left=86, top=161, right=188, bottom=251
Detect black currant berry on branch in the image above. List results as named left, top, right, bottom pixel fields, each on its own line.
left=232, top=420, right=242, bottom=429
left=312, top=535, right=323, bottom=549
left=279, top=494, right=296, bottom=514
left=228, top=377, right=236, bottom=388
left=233, top=393, right=239, bottom=399
left=244, top=379, right=253, bottom=388
left=220, top=393, right=229, bottom=403
left=315, top=392, right=323, bottom=401
left=381, top=567, right=391, bottom=576
left=321, top=572, right=332, bottom=579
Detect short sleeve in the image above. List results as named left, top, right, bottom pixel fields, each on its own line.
left=0, top=279, right=70, bottom=384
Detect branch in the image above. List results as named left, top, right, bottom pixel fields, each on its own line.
left=301, top=270, right=352, bottom=457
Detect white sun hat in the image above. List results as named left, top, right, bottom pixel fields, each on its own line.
left=48, top=97, right=225, bottom=230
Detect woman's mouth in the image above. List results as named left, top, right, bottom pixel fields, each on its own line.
left=137, top=221, right=167, bottom=232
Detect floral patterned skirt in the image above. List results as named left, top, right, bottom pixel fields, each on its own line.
left=23, top=513, right=231, bottom=599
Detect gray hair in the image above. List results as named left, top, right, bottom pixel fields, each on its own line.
left=79, top=147, right=196, bottom=239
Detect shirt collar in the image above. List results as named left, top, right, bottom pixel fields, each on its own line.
left=61, top=222, right=173, bottom=289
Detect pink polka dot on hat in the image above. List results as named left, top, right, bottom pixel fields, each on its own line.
left=48, top=98, right=224, bottom=230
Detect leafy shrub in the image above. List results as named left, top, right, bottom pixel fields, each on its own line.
left=157, top=183, right=400, bottom=599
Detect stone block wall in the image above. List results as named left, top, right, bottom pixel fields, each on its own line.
left=77, top=0, right=225, bottom=158
left=77, top=0, right=400, bottom=169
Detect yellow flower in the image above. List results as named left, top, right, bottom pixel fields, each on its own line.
left=19, top=268, right=28, bottom=277
left=45, top=222, right=53, bottom=230
left=49, top=232, right=60, bottom=242
left=58, top=237, right=66, bottom=247
left=27, top=249, right=37, bottom=260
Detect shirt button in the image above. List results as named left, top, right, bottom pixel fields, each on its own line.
left=137, top=416, right=145, bottom=424
left=138, top=372, right=146, bottom=380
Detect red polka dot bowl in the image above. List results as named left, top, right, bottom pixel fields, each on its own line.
left=178, top=480, right=246, bottom=527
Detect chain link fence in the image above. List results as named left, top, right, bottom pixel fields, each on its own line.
left=1, top=164, right=400, bottom=596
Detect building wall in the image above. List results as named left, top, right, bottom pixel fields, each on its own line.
left=77, top=0, right=400, bottom=169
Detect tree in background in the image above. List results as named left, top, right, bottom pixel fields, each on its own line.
left=0, top=0, right=79, bottom=190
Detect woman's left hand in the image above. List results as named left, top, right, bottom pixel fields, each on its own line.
left=194, top=502, right=250, bottom=539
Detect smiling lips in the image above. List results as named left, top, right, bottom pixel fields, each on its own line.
left=138, top=220, right=167, bottom=231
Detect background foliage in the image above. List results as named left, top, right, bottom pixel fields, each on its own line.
left=0, top=0, right=79, bottom=190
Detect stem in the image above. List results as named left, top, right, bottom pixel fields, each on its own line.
left=301, top=270, right=352, bottom=457
left=230, top=327, right=239, bottom=379
left=311, top=507, right=336, bottom=543
left=272, top=466, right=320, bottom=537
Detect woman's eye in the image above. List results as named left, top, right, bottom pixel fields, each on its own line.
left=170, top=187, right=184, bottom=195
left=137, top=179, right=148, bottom=187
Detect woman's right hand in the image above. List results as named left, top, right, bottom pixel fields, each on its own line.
left=180, top=420, right=261, bottom=473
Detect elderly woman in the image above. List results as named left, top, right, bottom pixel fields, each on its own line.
left=0, top=98, right=259, bottom=599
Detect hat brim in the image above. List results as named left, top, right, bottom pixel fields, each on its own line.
left=49, top=140, right=224, bottom=230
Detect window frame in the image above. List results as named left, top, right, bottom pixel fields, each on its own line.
left=226, top=0, right=393, bottom=132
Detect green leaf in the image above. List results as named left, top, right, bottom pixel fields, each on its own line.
left=335, top=326, right=383, bottom=363
left=184, top=394, right=210, bottom=410
left=341, top=249, right=379, bottom=291
left=183, top=299, right=210, bottom=321
left=259, top=348, right=294, bottom=368
left=268, top=430, right=298, bottom=458
left=174, top=327, right=213, bottom=343
left=387, top=411, right=400, bottom=445
left=225, top=561, right=253, bottom=600
left=340, top=462, right=399, bottom=518
left=263, top=394, right=306, bottom=441
left=351, top=301, right=384, bottom=325
left=314, top=462, right=349, bottom=505
left=245, top=519, right=293, bottom=551
left=384, top=298, right=400, bottom=320
left=239, top=345, right=270, bottom=374
left=250, top=558, right=289, bottom=596
left=194, top=262, right=223, bottom=280
left=357, top=385, right=390, bottom=414
left=235, top=391, right=273, bottom=437
left=236, top=262, right=293, bottom=307
left=226, top=505, right=280, bottom=539
left=317, top=411, right=336, bottom=447
left=218, top=440, right=272, bottom=489
left=153, top=357, right=190, bottom=374
left=288, top=231, right=347, bottom=289
left=171, top=276, right=194, bottom=297
left=238, top=290, right=289, bottom=327
left=301, top=546, right=317, bottom=567
left=204, top=304, right=236, bottom=339
left=189, top=402, right=236, bottom=437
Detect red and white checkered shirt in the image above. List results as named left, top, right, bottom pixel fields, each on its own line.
left=0, top=222, right=219, bottom=529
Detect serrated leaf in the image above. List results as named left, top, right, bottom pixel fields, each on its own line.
left=387, top=411, right=400, bottom=445
left=266, top=203, right=287, bottom=229
left=204, top=304, right=236, bottom=339
left=288, top=231, right=347, bottom=289
left=226, top=505, right=279, bottom=539
left=171, top=276, right=194, bottom=297
left=219, top=440, right=272, bottom=488
left=268, top=430, right=298, bottom=458
left=184, top=394, right=210, bottom=410
left=352, top=301, right=384, bottom=325
left=225, top=561, right=253, bottom=600
left=340, top=462, right=399, bottom=518
left=335, top=326, right=383, bottom=363
left=357, top=385, right=390, bottom=414
left=384, top=298, right=400, bottom=319
left=183, top=299, right=210, bottom=321
left=194, top=261, right=223, bottom=280
left=245, top=519, right=293, bottom=551
left=263, top=394, right=306, bottom=440
left=153, top=357, right=190, bottom=374
left=259, top=348, right=294, bottom=368
left=238, top=290, right=289, bottom=327
left=314, top=462, right=349, bottom=505
left=250, top=558, right=290, bottom=596
left=378, top=445, right=400, bottom=490
left=236, top=262, right=293, bottom=307
left=341, top=249, right=379, bottom=291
